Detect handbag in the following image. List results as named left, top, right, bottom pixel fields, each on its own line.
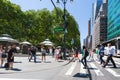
left=2, top=53, right=7, bottom=58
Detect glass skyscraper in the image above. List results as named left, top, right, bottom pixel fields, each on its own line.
left=93, top=0, right=103, bottom=21
left=107, top=0, right=120, bottom=40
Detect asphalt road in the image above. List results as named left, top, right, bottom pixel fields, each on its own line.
left=0, top=54, right=120, bottom=80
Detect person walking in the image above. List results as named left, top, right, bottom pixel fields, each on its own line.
left=7, top=44, right=16, bottom=70
left=73, top=47, right=80, bottom=62
left=88, top=49, right=94, bottom=61
left=27, top=47, right=31, bottom=60
left=54, top=47, right=60, bottom=61
left=99, top=44, right=105, bottom=65
left=0, top=45, right=7, bottom=67
left=29, top=46, right=37, bottom=63
left=41, top=47, right=46, bottom=62
left=49, top=47, right=52, bottom=56
left=95, top=47, right=100, bottom=61
left=1, top=47, right=7, bottom=67
left=103, top=43, right=117, bottom=68
left=81, top=46, right=89, bottom=69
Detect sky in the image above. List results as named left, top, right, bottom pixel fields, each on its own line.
left=9, top=0, right=95, bottom=46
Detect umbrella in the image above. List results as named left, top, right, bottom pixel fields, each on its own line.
left=20, top=41, right=32, bottom=45
left=1, top=34, right=12, bottom=37
left=44, top=43, right=54, bottom=46
left=0, top=37, right=18, bottom=43
left=40, top=39, right=53, bottom=46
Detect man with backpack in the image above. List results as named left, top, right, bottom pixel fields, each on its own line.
left=81, top=46, right=89, bottom=69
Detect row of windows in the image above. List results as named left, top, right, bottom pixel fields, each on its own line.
left=108, top=18, right=120, bottom=30
left=107, top=0, right=120, bottom=40
left=108, top=2, right=120, bottom=20
left=108, top=33, right=120, bottom=40
left=108, top=24, right=120, bottom=35
left=108, top=0, right=120, bottom=13
left=108, top=29, right=120, bottom=40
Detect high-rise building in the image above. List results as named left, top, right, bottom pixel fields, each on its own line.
left=93, top=0, right=103, bottom=21
left=92, top=0, right=103, bottom=49
left=107, top=0, right=120, bottom=40
left=84, top=18, right=92, bottom=49
left=92, top=0, right=107, bottom=49
left=88, top=19, right=91, bottom=36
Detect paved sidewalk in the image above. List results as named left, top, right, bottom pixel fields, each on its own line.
left=0, top=56, right=69, bottom=74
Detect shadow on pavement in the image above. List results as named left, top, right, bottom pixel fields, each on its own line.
left=11, top=68, right=22, bottom=71
left=44, top=61, right=52, bottom=63
left=57, top=60, right=64, bottom=62
left=35, top=61, right=42, bottom=63
left=73, top=73, right=89, bottom=78
left=88, top=67, right=98, bottom=70
left=109, top=66, right=120, bottom=69
left=14, top=61, right=22, bottom=63
left=87, top=66, right=92, bottom=80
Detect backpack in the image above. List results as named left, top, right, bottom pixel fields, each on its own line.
left=85, top=50, right=89, bottom=56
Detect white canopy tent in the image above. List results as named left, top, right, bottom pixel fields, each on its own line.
left=20, top=41, right=32, bottom=45
left=0, top=37, right=18, bottom=43
left=40, top=39, right=54, bottom=46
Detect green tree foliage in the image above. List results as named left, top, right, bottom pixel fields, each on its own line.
left=0, top=0, right=80, bottom=48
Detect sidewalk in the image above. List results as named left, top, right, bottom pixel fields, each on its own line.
left=0, top=56, right=69, bottom=74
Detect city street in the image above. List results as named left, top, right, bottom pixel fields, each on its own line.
left=0, top=54, right=120, bottom=80
left=1, top=0, right=120, bottom=80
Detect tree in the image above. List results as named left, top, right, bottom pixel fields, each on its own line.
left=0, top=0, right=81, bottom=48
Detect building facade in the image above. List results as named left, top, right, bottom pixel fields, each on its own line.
left=92, top=0, right=107, bottom=49
left=107, top=0, right=120, bottom=40
left=93, top=0, right=103, bottom=21
left=87, top=19, right=92, bottom=49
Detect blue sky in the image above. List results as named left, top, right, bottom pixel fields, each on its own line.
left=9, top=0, right=95, bottom=45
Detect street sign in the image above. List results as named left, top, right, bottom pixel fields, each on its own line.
left=54, top=27, right=64, bottom=32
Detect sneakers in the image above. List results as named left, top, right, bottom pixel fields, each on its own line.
left=83, top=66, right=87, bottom=69
left=113, top=66, right=117, bottom=68
left=102, top=65, right=106, bottom=68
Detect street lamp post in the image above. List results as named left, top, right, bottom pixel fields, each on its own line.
left=63, top=0, right=67, bottom=60
left=41, top=0, right=73, bottom=60
left=53, top=0, right=73, bottom=60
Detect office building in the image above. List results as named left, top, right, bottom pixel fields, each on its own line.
left=107, top=0, right=120, bottom=40
left=92, top=0, right=107, bottom=49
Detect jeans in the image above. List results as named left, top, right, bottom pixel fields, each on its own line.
left=29, top=54, right=36, bottom=63
left=100, top=55, right=105, bottom=64
left=81, top=56, right=87, bottom=67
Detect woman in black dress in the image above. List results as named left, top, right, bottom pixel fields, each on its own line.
left=7, top=45, right=16, bottom=69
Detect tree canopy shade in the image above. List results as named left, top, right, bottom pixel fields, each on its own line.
left=0, top=0, right=81, bottom=48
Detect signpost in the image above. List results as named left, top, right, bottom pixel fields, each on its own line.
left=54, top=27, right=64, bottom=32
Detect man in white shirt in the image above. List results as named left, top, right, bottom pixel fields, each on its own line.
left=103, top=43, right=117, bottom=68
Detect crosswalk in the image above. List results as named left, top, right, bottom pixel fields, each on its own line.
left=64, top=59, right=120, bottom=78
left=89, top=62, right=104, bottom=76
left=0, top=78, right=42, bottom=80
left=65, top=61, right=77, bottom=75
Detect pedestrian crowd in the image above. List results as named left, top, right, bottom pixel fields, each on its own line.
left=0, top=42, right=117, bottom=71
left=70, top=43, right=117, bottom=69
